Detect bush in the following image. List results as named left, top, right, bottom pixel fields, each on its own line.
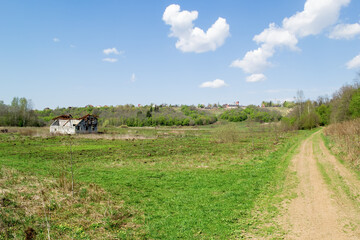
left=220, top=109, right=247, bottom=122
left=212, top=124, right=240, bottom=143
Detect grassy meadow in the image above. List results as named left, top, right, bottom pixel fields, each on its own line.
left=0, top=123, right=314, bottom=239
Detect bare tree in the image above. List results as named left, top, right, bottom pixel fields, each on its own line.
left=295, top=90, right=305, bottom=118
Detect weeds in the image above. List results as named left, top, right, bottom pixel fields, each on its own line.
left=324, top=118, right=360, bottom=168
left=212, top=123, right=241, bottom=143
left=0, top=167, right=136, bottom=239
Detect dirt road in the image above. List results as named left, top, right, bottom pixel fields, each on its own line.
left=282, top=131, right=360, bottom=239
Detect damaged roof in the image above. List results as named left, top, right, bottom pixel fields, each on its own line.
left=52, top=114, right=98, bottom=121
left=78, top=114, right=98, bottom=120
left=52, top=114, right=73, bottom=120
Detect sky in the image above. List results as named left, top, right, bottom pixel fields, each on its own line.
left=1, top=0, right=360, bottom=109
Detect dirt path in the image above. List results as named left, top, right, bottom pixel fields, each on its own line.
left=281, top=131, right=360, bottom=239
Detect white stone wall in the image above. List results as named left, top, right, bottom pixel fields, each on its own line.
left=50, top=125, right=76, bottom=134
left=50, top=118, right=98, bottom=134
left=50, top=119, right=81, bottom=135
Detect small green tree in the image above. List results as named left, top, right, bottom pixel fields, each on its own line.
left=316, top=104, right=331, bottom=126
left=299, top=101, right=320, bottom=129
left=349, top=89, right=360, bottom=118
left=146, top=110, right=152, bottom=118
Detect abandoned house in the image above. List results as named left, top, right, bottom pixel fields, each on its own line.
left=50, top=114, right=98, bottom=134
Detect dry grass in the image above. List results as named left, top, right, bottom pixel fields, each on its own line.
left=0, top=126, right=156, bottom=141
left=212, top=124, right=242, bottom=143
left=0, top=167, right=139, bottom=239
left=324, top=118, right=360, bottom=167
left=0, top=127, right=49, bottom=137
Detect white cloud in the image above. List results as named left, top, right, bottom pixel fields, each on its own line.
left=102, top=58, right=118, bottom=63
left=199, top=79, right=228, bottom=88
left=231, top=0, right=351, bottom=80
left=346, top=54, right=360, bottom=69
left=282, top=0, right=350, bottom=37
left=231, top=46, right=274, bottom=74
left=163, top=4, right=230, bottom=53
left=70, top=44, right=76, bottom=48
left=231, top=24, right=298, bottom=74
left=131, top=73, right=136, bottom=82
left=53, top=38, right=60, bottom=42
left=329, top=23, right=360, bottom=39
left=246, top=74, right=267, bottom=83
left=103, top=48, right=122, bottom=55
left=253, top=23, right=298, bottom=50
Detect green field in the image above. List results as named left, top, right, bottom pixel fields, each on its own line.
left=0, top=123, right=313, bottom=239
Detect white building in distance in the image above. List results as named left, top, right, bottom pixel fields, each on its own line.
left=50, top=114, right=98, bottom=134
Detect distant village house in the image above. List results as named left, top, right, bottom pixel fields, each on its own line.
left=221, top=101, right=241, bottom=109
left=50, top=114, right=98, bottom=134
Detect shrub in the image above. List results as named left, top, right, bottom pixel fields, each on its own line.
left=324, top=119, right=360, bottom=167
left=212, top=124, right=240, bottom=143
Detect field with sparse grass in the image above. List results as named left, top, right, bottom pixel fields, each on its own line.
left=0, top=123, right=313, bottom=239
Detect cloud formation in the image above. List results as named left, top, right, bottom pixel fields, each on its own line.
left=103, top=48, right=122, bottom=55
left=102, top=58, right=118, bottom=63
left=246, top=74, right=267, bottom=83
left=163, top=4, right=230, bottom=53
left=329, top=23, right=360, bottom=39
left=328, top=21, right=360, bottom=71
left=346, top=54, right=360, bottom=69
left=199, top=79, right=228, bottom=88
left=282, top=0, right=350, bottom=37
left=231, top=0, right=351, bottom=81
left=102, top=48, right=123, bottom=62
left=53, top=38, right=60, bottom=42
left=231, top=46, right=274, bottom=74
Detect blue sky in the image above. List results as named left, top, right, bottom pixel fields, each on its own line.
left=1, top=0, right=360, bottom=109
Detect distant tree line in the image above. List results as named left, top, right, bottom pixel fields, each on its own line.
left=261, top=100, right=295, bottom=108
left=0, top=97, right=45, bottom=127
left=219, top=105, right=282, bottom=123
left=35, top=104, right=217, bottom=127
left=3, top=76, right=359, bottom=129
left=282, top=77, right=360, bottom=130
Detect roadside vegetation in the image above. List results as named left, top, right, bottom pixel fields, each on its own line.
left=323, top=118, right=360, bottom=170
